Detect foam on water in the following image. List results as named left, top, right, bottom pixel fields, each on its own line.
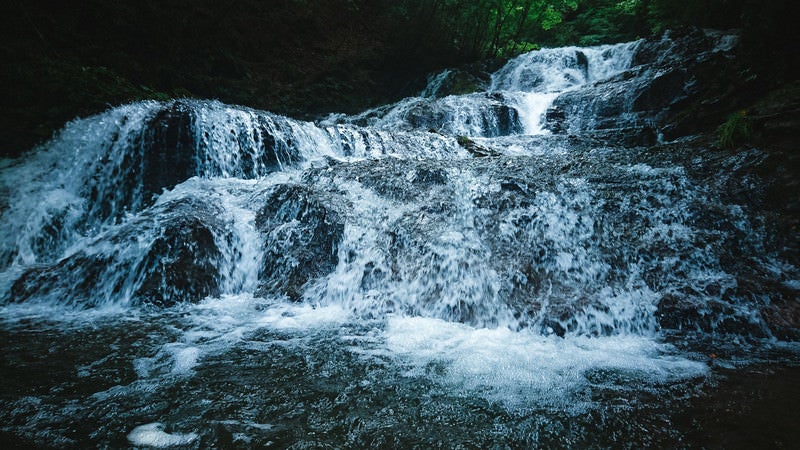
left=127, top=423, right=198, bottom=447
left=170, top=346, right=201, bottom=374
left=133, top=342, right=203, bottom=378
left=191, top=294, right=351, bottom=334
left=386, top=316, right=708, bottom=410
left=122, top=290, right=707, bottom=412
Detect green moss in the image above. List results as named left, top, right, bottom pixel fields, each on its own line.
left=451, top=76, right=481, bottom=96
left=717, top=110, right=751, bottom=149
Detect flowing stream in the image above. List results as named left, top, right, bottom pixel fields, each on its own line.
left=1, top=32, right=798, bottom=448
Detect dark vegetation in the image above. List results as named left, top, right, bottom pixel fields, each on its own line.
left=1, top=0, right=797, bottom=157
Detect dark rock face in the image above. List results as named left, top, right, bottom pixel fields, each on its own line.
left=421, top=59, right=506, bottom=98
left=746, top=81, right=800, bottom=154
left=255, top=184, right=347, bottom=300
left=401, top=93, right=523, bottom=137
left=575, top=51, right=589, bottom=80
left=139, top=102, right=199, bottom=203
left=85, top=101, right=198, bottom=226
left=8, top=198, right=226, bottom=307
left=545, top=28, right=743, bottom=144
left=132, top=201, right=225, bottom=306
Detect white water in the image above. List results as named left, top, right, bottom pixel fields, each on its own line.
left=512, top=92, right=560, bottom=134
left=490, top=42, right=640, bottom=92
left=322, top=41, right=642, bottom=137
left=127, top=423, right=198, bottom=447
left=386, top=316, right=706, bottom=410
left=3, top=37, right=793, bottom=429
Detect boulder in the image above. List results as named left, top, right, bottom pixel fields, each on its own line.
left=255, top=184, right=347, bottom=300
left=544, top=28, right=743, bottom=144
left=7, top=198, right=226, bottom=307
left=132, top=201, right=225, bottom=306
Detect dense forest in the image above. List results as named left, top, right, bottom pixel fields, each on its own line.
left=1, top=0, right=797, bottom=157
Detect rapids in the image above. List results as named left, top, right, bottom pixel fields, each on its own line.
left=1, top=29, right=798, bottom=447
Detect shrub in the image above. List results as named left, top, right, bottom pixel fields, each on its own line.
left=717, top=110, right=750, bottom=149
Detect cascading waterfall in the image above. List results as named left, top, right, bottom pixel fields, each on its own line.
left=1, top=35, right=787, bottom=340
left=489, top=41, right=641, bottom=91
left=1, top=31, right=797, bottom=448
left=490, top=40, right=642, bottom=134
left=323, top=41, right=641, bottom=137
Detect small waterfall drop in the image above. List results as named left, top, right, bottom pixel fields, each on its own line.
left=489, top=41, right=641, bottom=92
left=490, top=41, right=641, bottom=134
left=2, top=32, right=798, bottom=447
left=323, top=40, right=641, bottom=137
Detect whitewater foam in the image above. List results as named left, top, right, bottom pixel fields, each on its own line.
left=386, top=316, right=708, bottom=410
left=127, top=422, right=198, bottom=448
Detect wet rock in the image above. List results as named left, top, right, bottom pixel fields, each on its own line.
left=457, top=136, right=498, bottom=157
left=747, top=81, right=800, bottom=150
left=545, top=28, right=742, bottom=143
left=631, top=69, right=691, bottom=111
left=9, top=253, right=118, bottom=307
left=420, top=59, right=505, bottom=98
left=545, top=105, right=567, bottom=134
left=575, top=51, right=589, bottom=80
left=403, top=93, right=523, bottom=137
left=138, top=101, right=198, bottom=202
left=86, top=101, right=199, bottom=225
left=330, top=158, right=453, bottom=203
left=630, top=27, right=715, bottom=67
left=488, top=96, right=524, bottom=136
left=7, top=198, right=226, bottom=307
left=583, top=127, right=658, bottom=147
left=133, top=201, right=225, bottom=306
left=255, top=184, right=347, bottom=300
left=421, top=69, right=488, bottom=98
left=761, top=300, right=800, bottom=341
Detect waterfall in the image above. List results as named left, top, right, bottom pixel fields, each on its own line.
left=489, top=41, right=641, bottom=92
left=323, top=41, right=641, bottom=137
left=1, top=34, right=791, bottom=341
left=1, top=31, right=797, bottom=447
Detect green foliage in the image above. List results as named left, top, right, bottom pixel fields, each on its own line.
left=615, top=0, right=640, bottom=13
left=457, top=135, right=474, bottom=146
left=396, top=0, right=581, bottom=59
left=717, top=111, right=751, bottom=149
left=537, top=0, right=649, bottom=47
